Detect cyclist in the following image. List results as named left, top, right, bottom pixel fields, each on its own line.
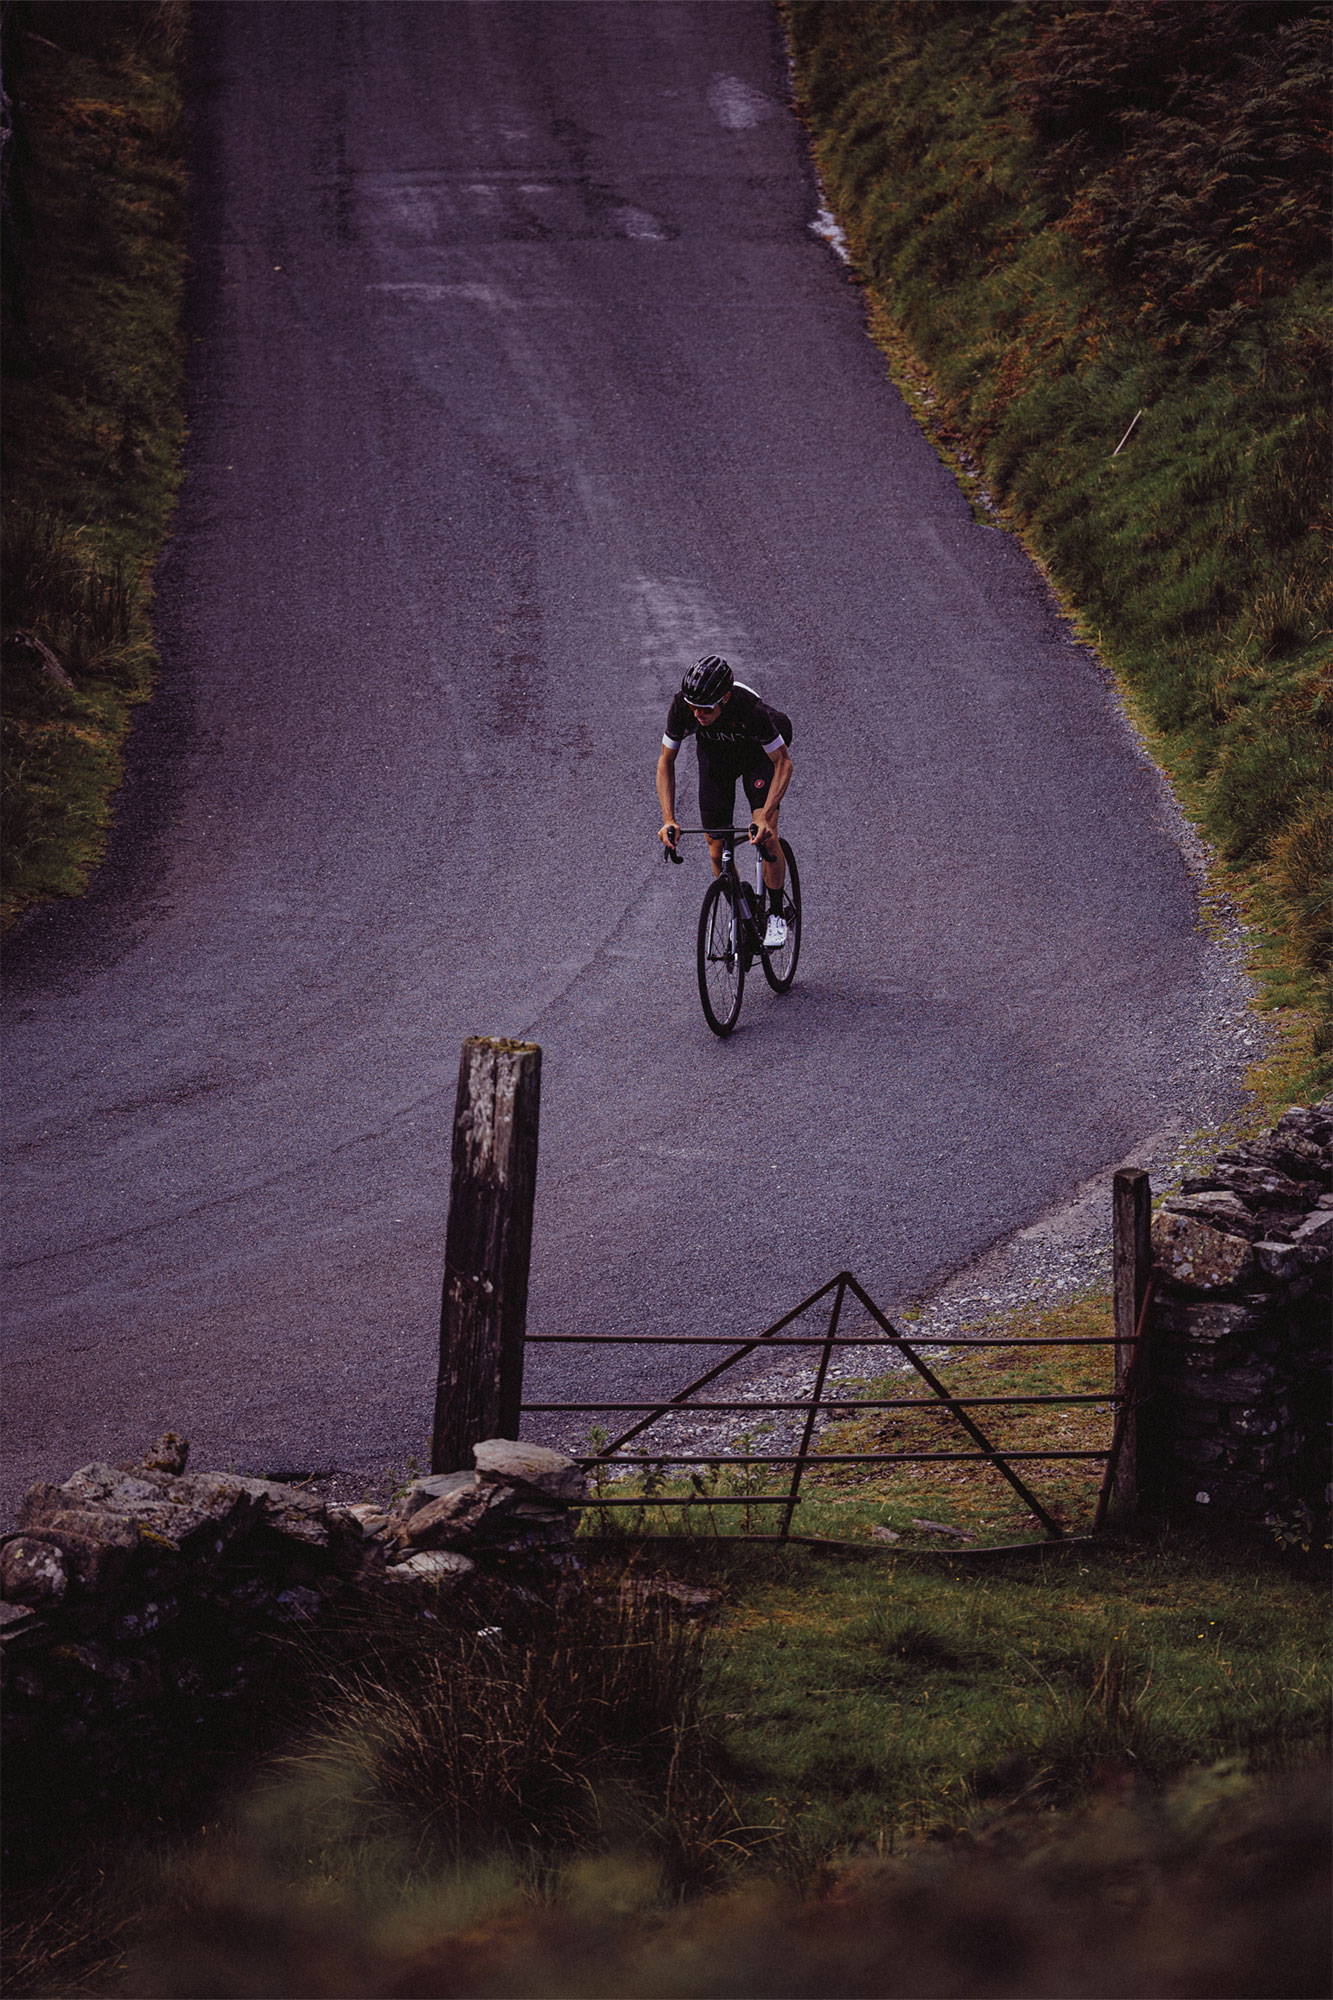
left=657, top=655, right=794, bottom=948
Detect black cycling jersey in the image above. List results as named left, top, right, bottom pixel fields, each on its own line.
left=662, top=683, right=792, bottom=766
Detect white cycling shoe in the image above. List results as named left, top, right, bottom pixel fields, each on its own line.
left=762, top=914, right=789, bottom=950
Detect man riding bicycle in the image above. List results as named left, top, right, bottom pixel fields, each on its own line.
left=656, top=656, right=794, bottom=948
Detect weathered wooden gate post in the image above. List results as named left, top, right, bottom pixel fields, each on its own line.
left=1100, top=1168, right=1154, bottom=1526
left=431, top=1037, right=542, bottom=1474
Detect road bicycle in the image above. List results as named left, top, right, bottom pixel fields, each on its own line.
left=666, top=825, right=801, bottom=1035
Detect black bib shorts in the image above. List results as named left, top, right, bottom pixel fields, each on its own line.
left=697, top=755, right=777, bottom=834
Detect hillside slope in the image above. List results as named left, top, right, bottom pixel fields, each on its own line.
left=784, top=0, right=1331, bottom=1097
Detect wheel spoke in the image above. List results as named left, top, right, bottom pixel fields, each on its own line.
left=697, top=879, right=744, bottom=1033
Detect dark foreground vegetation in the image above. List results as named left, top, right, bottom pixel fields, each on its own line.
left=4, top=1542, right=1328, bottom=1997
left=786, top=0, right=1332, bottom=1096
left=0, top=0, right=185, bottom=921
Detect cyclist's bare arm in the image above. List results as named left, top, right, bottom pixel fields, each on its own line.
left=656, top=742, right=680, bottom=848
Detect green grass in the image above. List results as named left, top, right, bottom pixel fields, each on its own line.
left=783, top=0, right=1333, bottom=1103
left=581, top=1294, right=1119, bottom=1549
left=571, top=1296, right=1328, bottom=1858
left=1, top=2, right=187, bottom=923
left=707, top=1535, right=1329, bottom=1864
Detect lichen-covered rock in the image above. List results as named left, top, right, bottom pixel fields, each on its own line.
left=1172, top=1367, right=1271, bottom=1405
left=12, top=1494, right=146, bottom=1594
left=1289, top=1209, right=1333, bottom=1263
left=1264, top=1135, right=1331, bottom=1185
left=271, top=1585, right=324, bottom=1623
left=397, top=1476, right=507, bottom=1549
left=386, top=1470, right=477, bottom=1530
left=473, top=1439, right=588, bottom=1502
left=1230, top=1408, right=1282, bottom=1439
left=1203, top=1163, right=1312, bottom=1207
left=30, top=1465, right=262, bottom=1562
left=131, top=1434, right=190, bottom=1476
left=1165, top=1191, right=1263, bottom=1238
left=54, top=1640, right=164, bottom=1707
left=1152, top=1213, right=1253, bottom=1292
left=213, top=1476, right=334, bottom=1548
left=1274, top=1102, right=1333, bottom=1144
left=386, top=1550, right=476, bottom=1591
left=0, top=1602, right=40, bottom=1646
left=1253, top=1239, right=1306, bottom=1282
left=1145, top=1102, right=1331, bottom=1537
left=0, top=1537, right=70, bottom=1607
left=114, top=1597, right=180, bottom=1642
left=58, top=1464, right=173, bottom=1511
left=1153, top=1300, right=1268, bottom=1341
left=340, top=1504, right=390, bottom=1536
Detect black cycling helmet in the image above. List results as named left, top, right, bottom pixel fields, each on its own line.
left=681, top=655, right=733, bottom=706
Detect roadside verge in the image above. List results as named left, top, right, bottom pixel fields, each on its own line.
left=781, top=0, right=1331, bottom=1108
left=1, top=2, right=187, bottom=926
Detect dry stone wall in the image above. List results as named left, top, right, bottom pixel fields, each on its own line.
left=1144, top=1100, right=1332, bottom=1541
left=0, top=1434, right=587, bottom=1863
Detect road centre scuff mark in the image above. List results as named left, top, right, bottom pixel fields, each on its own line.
left=708, top=73, right=780, bottom=130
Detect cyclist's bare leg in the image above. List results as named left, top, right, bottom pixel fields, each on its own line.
left=706, top=826, right=781, bottom=885
left=754, top=808, right=786, bottom=895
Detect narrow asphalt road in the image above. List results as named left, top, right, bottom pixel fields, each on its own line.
left=2, top=1, right=1247, bottom=1517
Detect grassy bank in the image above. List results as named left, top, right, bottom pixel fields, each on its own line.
left=1, top=0, right=187, bottom=924
left=709, top=1534, right=1328, bottom=1859
left=783, top=0, right=1332, bottom=1101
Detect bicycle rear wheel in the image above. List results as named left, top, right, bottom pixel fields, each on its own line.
left=761, top=839, right=801, bottom=992
left=697, top=877, right=745, bottom=1035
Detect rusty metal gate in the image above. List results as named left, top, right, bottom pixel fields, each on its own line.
left=521, top=1269, right=1153, bottom=1543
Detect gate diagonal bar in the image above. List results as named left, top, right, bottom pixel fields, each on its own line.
left=522, top=1272, right=1137, bottom=1543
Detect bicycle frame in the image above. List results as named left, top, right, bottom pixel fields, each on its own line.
left=668, top=825, right=800, bottom=1034
left=669, top=823, right=767, bottom=930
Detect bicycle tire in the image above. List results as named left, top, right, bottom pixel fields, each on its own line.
left=761, top=839, right=802, bottom=993
left=697, top=877, right=745, bottom=1035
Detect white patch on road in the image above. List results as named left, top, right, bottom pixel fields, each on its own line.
left=610, top=205, right=667, bottom=240
left=708, top=74, right=779, bottom=130
left=368, top=183, right=441, bottom=240
left=810, top=204, right=850, bottom=263
left=638, top=1143, right=744, bottom=1163
left=625, top=576, right=752, bottom=713
left=369, top=280, right=523, bottom=310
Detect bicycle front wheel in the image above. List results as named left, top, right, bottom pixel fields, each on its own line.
left=761, top=839, right=802, bottom=993
left=697, top=877, right=745, bottom=1035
